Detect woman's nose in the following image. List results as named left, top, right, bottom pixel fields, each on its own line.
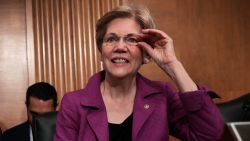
left=114, top=38, right=128, bottom=52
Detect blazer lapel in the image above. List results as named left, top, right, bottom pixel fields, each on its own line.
left=132, top=96, right=155, bottom=141
left=80, top=71, right=109, bottom=141
left=132, top=74, right=162, bottom=141
left=87, top=109, right=109, bottom=141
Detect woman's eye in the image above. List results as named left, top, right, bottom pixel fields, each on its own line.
left=105, top=37, right=117, bottom=43
left=127, top=37, right=138, bottom=43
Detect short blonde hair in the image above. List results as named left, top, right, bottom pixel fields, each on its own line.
left=96, top=4, right=155, bottom=51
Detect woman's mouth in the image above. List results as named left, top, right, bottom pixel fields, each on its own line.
left=111, top=58, right=129, bottom=63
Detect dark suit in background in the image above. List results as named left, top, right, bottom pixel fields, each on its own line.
left=2, top=82, right=58, bottom=141
left=2, top=121, right=30, bottom=141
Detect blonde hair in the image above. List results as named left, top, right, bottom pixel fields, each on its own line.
left=96, top=4, right=155, bottom=51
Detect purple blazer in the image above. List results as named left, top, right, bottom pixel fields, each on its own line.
left=54, top=71, right=224, bottom=141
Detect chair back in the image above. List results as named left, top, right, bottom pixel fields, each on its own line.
left=32, top=111, right=57, bottom=141
left=0, top=127, right=2, bottom=141
left=217, top=93, right=250, bottom=122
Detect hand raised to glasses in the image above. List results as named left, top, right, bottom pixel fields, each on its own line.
left=137, top=29, right=178, bottom=70
left=137, top=29, right=197, bottom=92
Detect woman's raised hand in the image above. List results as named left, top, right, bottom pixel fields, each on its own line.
left=137, top=29, right=178, bottom=69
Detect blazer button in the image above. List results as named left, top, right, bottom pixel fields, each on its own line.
left=144, top=104, right=150, bottom=109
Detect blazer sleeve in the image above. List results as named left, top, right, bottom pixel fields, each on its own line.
left=54, top=93, right=80, bottom=141
left=167, top=85, right=224, bottom=141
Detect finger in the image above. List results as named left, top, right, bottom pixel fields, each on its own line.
left=142, top=29, right=174, bottom=48
left=137, top=42, right=155, bottom=58
left=138, top=33, right=164, bottom=46
left=142, top=29, right=168, bottom=39
left=137, top=33, right=157, bottom=47
left=155, top=39, right=168, bottom=47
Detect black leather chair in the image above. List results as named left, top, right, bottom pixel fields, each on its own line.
left=217, top=93, right=250, bottom=122
left=0, top=127, right=2, bottom=141
left=32, top=111, right=57, bottom=141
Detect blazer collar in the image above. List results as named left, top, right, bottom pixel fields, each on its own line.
left=80, top=71, right=162, bottom=108
left=80, top=71, right=105, bottom=109
left=79, top=71, right=163, bottom=141
left=136, top=73, right=163, bottom=97
left=132, top=73, right=163, bottom=140
left=79, top=71, right=108, bottom=141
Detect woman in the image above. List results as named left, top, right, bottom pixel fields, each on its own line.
left=54, top=4, right=224, bottom=141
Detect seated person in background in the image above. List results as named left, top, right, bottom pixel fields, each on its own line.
left=3, top=82, right=57, bottom=141
left=54, top=4, right=224, bottom=141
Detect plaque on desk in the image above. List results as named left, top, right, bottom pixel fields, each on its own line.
left=227, top=122, right=250, bottom=141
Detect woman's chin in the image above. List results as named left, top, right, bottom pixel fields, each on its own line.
left=107, top=70, right=135, bottom=79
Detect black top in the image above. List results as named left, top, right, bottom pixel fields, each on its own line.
left=108, top=114, right=133, bottom=141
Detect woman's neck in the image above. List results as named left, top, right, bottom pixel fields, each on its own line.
left=101, top=74, right=137, bottom=100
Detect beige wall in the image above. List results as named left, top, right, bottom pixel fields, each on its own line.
left=0, top=0, right=28, bottom=131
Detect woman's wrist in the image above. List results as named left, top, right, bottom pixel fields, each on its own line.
left=162, top=60, right=198, bottom=93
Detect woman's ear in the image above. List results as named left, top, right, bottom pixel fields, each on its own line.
left=100, top=51, right=104, bottom=62
left=143, top=56, right=151, bottom=64
left=142, top=53, right=151, bottom=64
left=142, top=48, right=151, bottom=64
left=100, top=56, right=103, bottom=62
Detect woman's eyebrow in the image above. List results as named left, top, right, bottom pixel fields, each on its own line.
left=105, top=33, right=117, bottom=36
left=105, top=33, right=140, bottom=37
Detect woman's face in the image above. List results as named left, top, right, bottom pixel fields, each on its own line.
left=101, top=18, right=144, bottom=79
